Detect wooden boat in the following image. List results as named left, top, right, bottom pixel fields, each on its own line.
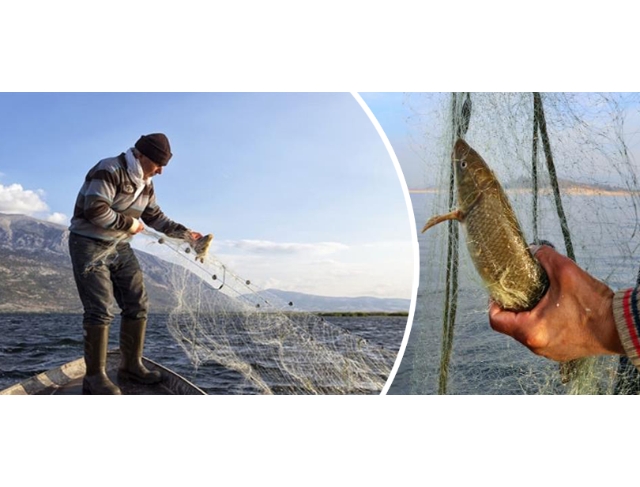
left=0, top=350, right=206, bottom=395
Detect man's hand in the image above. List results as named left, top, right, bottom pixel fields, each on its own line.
left=185, top=232, right=213, bottom=263
left=129, top=218, right=145, bottom=235
left=488, top=245, right=623, bottom=362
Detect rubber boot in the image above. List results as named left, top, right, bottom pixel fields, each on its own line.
left=82, top=325, right=122, bottom=395
left=118, top=317, right=162, bottom=384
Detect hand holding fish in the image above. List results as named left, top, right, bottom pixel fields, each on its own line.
left=423, top=139, right=548, bottom=311
left=488, top=245, right=624, bottom=362
left=185, top=232, right=214, bottom=263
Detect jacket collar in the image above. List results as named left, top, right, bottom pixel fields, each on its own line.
left=124, top=148, right=148, bottom=186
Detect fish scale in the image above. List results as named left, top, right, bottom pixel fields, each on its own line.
left=423, top=138, right=548, bottom=311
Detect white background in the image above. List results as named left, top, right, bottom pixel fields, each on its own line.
left=1, top=1, right=637, bottom=484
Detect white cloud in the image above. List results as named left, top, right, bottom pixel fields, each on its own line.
left=212, top=240, right=415, bottom=299
left=136, top=236, right=415, bottom=300
left=0, top=182, right=67, bottom=224
left=46, top=212, right=69, bottom=225
left=221, top=239, right=349, bottom=255
left=0, top=183, right=49, bottom=214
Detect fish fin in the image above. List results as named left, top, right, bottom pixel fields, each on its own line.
left=421, top=209, right=464, bottom=233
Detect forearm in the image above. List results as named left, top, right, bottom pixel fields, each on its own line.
left=139, top=184, right=189, bottom=238
left=84, top=196, right=134, bottom=232
left=141, top=205, right=189, bottom=238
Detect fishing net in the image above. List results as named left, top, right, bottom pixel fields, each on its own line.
left=400, top=92, right=640, bottom=395
left=123, top=230, right=399, bottom=395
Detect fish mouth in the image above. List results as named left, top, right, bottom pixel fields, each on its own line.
left=452, top=138, right=472, bottom=162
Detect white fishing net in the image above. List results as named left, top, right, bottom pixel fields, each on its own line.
left=133, top=230, right=399, bottom=395
left=404, top=92, right=640, bottom=395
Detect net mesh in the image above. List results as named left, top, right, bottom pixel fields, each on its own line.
left=132, top=230, right=398, bottom=395
left=405, top=92, right=640, bottom=395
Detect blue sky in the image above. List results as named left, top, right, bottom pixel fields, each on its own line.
left=0, top=93, right=416, bottom=299
left=4, top=92, right=637, bottom=301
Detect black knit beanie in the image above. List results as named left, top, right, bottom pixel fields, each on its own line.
left=135, top=133, right=172, bottom=166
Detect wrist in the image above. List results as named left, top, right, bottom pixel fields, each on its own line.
left=129, top=218, right=142, bottom=234
left=612, top=288, right=640, bottom=366
left=597, top=288, right=623, bottom=354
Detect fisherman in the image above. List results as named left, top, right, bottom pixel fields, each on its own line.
left=488, top=244, right=640, bottom=373
left=68, top=133, right=210, bottom=395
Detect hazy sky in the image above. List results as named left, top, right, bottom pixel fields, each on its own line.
left=363, top=92, right=640, bottom=190
left=0, top=93, right=416, bottom=299
left=360, top=93, right=427, bottom=190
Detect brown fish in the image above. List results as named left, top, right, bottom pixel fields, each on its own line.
left=422, top=138, right=548, bottom=311
left=187, top=233, right=214, bottom=263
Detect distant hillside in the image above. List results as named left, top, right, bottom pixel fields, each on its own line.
left=0, top=214, right=78, bottom=312
left=252, top=289, right=411, bottom=313
left=504, top=176, right=638, bottom=195
left=414, top=178, right=639, bottom=196
left=0, top=213, right=225, bottom=313
left=0, top=213, right=410, bottom=314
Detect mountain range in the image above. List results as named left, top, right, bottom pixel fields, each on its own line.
left=0, top=213, right=410, bottom=314
left=253, top=289, right=410, bottom=313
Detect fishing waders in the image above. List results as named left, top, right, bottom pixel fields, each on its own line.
left=83, top=325, right=122, bottom=395
left=118, top=317, right=161, bottom=384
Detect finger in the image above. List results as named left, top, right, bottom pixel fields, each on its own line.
left=532, top=246, right=579, bottom=297
left=529, top=245, right=564, bottom=280
left=488, top=303, right=519, bottom=336
left=531, top=243, right=560, bottom=260
left=531, top=243, right=556, bottom=260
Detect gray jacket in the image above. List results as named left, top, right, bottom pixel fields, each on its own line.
left=69, top=153, right=188, bottom=241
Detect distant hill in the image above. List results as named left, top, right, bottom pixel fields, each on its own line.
left=0, top=214, right=79, bottom=312
left=503, top=176, right=638, bottom=195
left=0, top=213, right=410, bottom=314
left=0, top=213, right=229, bottom=313
left=251, top=289, right=410, bottom=313
left=414, top=178, right=638, bottom=196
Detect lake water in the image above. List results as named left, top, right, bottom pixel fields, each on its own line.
left=0, top=313, right=407, bottom=394
left=387, top=191, right=640, bottom=394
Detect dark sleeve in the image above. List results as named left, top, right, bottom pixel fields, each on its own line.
left=140, top=183, right=189, bottom=238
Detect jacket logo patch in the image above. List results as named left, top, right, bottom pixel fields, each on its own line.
left=123, top=184, right=135, bottom=194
